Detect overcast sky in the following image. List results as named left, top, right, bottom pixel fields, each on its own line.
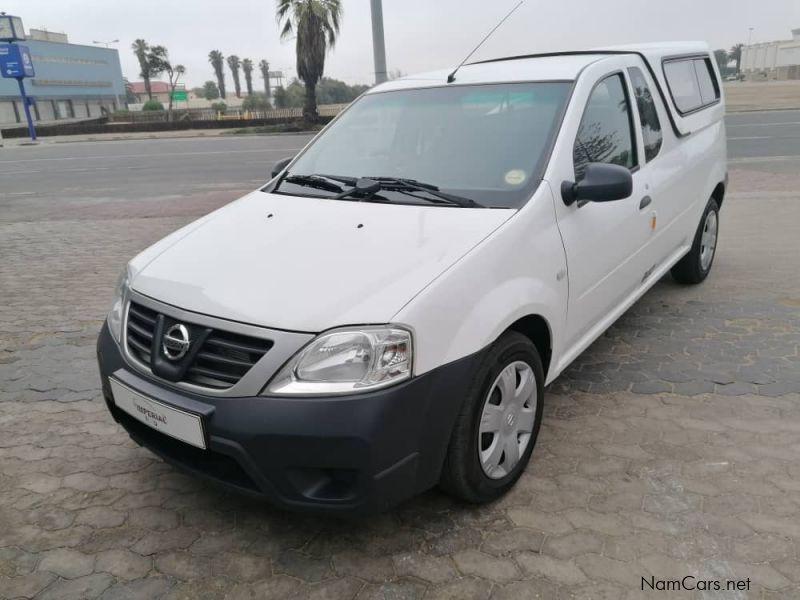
left=5, top=0, right=799, bottom=88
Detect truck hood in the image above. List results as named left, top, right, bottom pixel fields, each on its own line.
left=130, top=191, right=514, bottom=332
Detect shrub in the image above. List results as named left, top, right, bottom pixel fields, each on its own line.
left=273, top=87, right=289, bottom=109
left=142, top=99, right=164, bottom=111
left=203, top=81, right=220, bottom=100
left=210, top=101, right=227, bottom=112
left=242, top=95, right=272, bottom=111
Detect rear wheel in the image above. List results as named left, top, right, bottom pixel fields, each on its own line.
left=440, top=332, right=544, bottom=504
left=671, top=197, right=720, bottom=284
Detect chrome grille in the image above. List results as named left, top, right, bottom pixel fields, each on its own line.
left=125, top=301, right=273, bottom=390
left=186, top=329, right=273, bottom=389
left=126, top=302, right=157, bottom=364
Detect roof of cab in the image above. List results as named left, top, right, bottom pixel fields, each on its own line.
left=597, top=41, right=710, bottom=57
left=367, top=42, right=711, bottom=94
left=366, top=42, right=722, bottom=139
left=368, top=54, right=606, bottom=93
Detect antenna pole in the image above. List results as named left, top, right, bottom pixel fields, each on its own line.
left=447, top=1, right=524, bottom=83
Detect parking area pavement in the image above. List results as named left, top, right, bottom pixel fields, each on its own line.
left=1, top=130, right=799, bottom=599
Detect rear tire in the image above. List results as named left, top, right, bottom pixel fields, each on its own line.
left=671, top=197, right=720, bottom=284
left=440, top=331, right=544, bottom=504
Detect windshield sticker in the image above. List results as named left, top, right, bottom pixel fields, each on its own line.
left=504, top=169, right=527, bottom=186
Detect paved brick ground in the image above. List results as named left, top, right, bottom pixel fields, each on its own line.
left=1, top=160, right=799, bottom=599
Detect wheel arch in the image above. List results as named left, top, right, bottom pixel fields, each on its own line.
left=712, top=180, right=726, bottom=209
left=506, top=314, right=553, bottom=380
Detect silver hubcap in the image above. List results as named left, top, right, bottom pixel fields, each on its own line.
left=699, top=210, right=718, bottom=271
left=479, top=361, right=537, bottom=479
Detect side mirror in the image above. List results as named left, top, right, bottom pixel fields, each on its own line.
left=561, top=163, right=633, bottom=206
left=271, top=157, right=294, bottom=179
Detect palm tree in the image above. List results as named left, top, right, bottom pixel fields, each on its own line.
left=242, top=59, right=254, bottom=96
left=227, top=55, right=242, bottom=98
left=259, top=60, right=271, bottom=98
left=165, top=63, right=186, bottom=121
left=208, top=50, right=227, bottom=99
left=713, top=49, right=729, bottom=76
left=143, top=45, right=177, bottom=119
left=729, top=43, right=744, bottom=75
left=276, top=0, right=342, bottom=122
left=132, top=39, right=152, bottom=99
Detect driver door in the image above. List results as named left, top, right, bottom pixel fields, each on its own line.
left=550, top=60, right=653, bottom=356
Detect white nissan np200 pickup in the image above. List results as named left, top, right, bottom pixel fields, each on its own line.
left=98, top=44, right=727, bottom=513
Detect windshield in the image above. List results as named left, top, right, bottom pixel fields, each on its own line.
left=276, top=82, right=571, bottom=208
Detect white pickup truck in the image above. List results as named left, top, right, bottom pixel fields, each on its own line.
left=98, top=43, right=727, bottom=513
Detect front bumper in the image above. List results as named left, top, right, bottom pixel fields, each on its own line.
left=97, top=322, right=480, bottom=514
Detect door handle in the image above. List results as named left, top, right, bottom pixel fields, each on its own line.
left=639, top=196, right=652, bottom=210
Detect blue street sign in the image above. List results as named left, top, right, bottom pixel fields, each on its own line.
left=19, top=45, right=34, bottom=77
left=0, top=40, right=37, bottom=140
left=0, top=43, right=35, bottom=78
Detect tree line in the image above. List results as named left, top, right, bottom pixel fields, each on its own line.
left=202, top=50, right=274, bottom=111
left=203, top=0, right=347, bottom=118
left=194, top=76, right=368, bottom=112
left=130, top=1, right=354, bottom=121
left=131, top=39, right=186, bottom=119
left=205, top=51, right=273, bottom=101
left=714, top=44, right=745, bottom=78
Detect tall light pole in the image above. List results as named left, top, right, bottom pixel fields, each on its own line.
left=370, top=0, right=388, bottom=84
left=747, top=27, right=754, bottom=46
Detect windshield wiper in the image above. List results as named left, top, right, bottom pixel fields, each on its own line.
left=280, top=174, right=345, bottom=194
left=282, top=174, right=483, bottom=208
left=365, top=177, right=483, bottom=208
left=315, top=174, right=358, bottom=186
left=332, top=178, right=392, bottom=203
left=281, top=174, right=394, bottom=203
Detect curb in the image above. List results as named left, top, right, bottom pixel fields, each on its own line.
left=1, top=131, right=317, bottom=146
left=726, top=106, right=800, bottom=114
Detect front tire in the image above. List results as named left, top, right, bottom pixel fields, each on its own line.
left=440, top=332, right=544, bottom=504
left=671, top=197, right=720, bottom=284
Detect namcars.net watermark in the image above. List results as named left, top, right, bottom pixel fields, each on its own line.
left=643, top=576, right=751, bottom=592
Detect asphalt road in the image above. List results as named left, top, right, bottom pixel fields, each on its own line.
left=726, top=109, right=800, bottom=160
left=0, top=109, right=797, bottom=218
left=0, top=135, right=313, bottom=219
left=0, top=136, right=311, bottom=190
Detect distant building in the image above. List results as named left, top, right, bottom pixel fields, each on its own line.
left=741, top=28, right=800, bottom=80
left=0, top=28, right=125, bottom=126
left=28, top=28, right=69, bottom=44
left=128, top=81, right=181, bottom=105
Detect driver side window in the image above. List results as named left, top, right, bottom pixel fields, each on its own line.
left=573, top=73, right=637, bottom=181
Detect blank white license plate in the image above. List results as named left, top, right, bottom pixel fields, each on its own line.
left=110, top=378, right=206, bottom=449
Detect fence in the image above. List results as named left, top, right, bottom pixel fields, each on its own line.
left=0, top=115, right=336, bottom=138
left=109, top=104, right=348, bottom=124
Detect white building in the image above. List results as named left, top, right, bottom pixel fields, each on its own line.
left=741, top=28, right=800, bottom=80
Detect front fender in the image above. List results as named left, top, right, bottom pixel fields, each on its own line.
left=392, top=183, right=568, bottom=379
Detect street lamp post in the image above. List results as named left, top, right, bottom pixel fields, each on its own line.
left=92, top=39, right=119, bottom=48
left=370, top=0, right=388, bottom=84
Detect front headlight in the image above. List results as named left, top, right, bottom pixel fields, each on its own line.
left=265, top=326, right=413, bottom=395
left=107, top=267, right=130, bottom=343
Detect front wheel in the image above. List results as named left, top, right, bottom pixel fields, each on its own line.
left=671, top=197, right=720, bottom=284
left=439, top=332, right=544, bottom=504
